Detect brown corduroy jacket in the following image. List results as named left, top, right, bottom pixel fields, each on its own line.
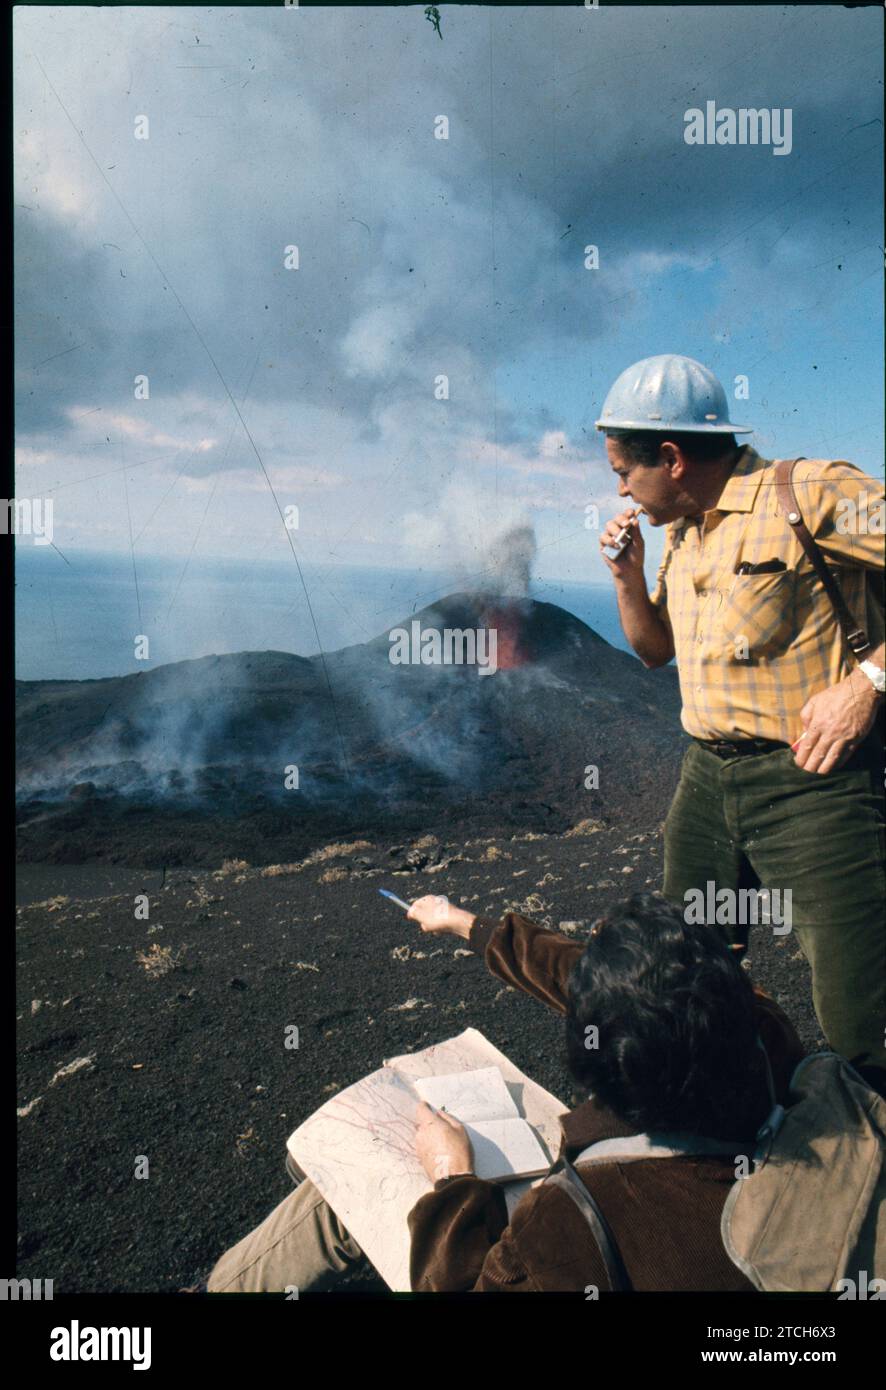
left=407, top=912, right=806, bottom=1292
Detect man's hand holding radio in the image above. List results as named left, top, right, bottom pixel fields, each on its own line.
left=600, top=508, right=646, bottom=578
left=600, top=510, right=674, bottom=669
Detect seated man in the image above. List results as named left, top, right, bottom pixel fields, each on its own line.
left=203, top=891, right=804, bottom=1293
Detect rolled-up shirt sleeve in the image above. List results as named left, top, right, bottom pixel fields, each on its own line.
left=792, top=459, right=886, bottom=572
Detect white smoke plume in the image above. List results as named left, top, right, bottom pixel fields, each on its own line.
left=479, top=523, right=537, bottom=600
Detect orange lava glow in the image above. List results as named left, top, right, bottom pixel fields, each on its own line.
left=481, top=603, right=530, bottom=669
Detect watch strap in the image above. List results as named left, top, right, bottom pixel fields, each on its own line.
left=859, top=659, right=886, bottom=694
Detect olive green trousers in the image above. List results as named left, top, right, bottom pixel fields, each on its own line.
left=663, top=739, right=886, bottom=1093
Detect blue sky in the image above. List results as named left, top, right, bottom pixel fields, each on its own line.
left=14, top=4, right=884, bottom=590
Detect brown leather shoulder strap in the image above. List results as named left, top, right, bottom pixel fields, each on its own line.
left=774, top=457, right=871, bottom=659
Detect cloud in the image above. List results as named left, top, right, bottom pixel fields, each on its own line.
left=12, top=3, right=882, bottom=570
left=341, top=302, right=420, bottom=378
left=470, top=429, right=599, bottom=485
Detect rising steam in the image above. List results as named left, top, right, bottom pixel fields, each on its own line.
left=478, top=523, right=537, bottom=600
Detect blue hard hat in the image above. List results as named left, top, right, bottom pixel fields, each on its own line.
left=595, top=355, right=752, bottom=433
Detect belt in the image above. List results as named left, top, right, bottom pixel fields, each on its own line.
left=694, top=736, right=789, bottom=760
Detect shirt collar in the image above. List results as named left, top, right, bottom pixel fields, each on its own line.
left=709, top=444, right=768, bottom=514
left=670, top=445, right=767, bottom=539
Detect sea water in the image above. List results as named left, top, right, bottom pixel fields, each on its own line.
left=15, top=548, right=630, bottom=682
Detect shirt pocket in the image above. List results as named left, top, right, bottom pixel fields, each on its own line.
left=716, top=571, right=797, bottom=659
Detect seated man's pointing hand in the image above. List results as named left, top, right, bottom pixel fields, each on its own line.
left=407, top=894, right=476, bottom=940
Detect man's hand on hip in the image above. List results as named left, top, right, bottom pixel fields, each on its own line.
left=793, top=670, right=881, bottom=774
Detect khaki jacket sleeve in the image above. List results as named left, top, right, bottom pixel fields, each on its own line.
left=469, top=913, right=585, bottom=1014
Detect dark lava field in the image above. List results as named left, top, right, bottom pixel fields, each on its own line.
left=16, top=594, right=684, bottom=865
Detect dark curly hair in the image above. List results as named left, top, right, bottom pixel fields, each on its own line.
left=565, top=892, right=769, bottom=1140
left=606, top=428, right=737, bottom=468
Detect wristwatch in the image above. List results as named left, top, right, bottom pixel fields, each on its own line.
left=858, top=659, right=886, bottom=695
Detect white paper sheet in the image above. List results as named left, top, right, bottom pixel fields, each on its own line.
left=413, top=1065, right=519, bottom=1123
left=467, top=1117, right=551, bottom=1179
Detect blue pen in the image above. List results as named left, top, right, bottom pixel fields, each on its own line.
left=379, top=888, right=411, bottom=912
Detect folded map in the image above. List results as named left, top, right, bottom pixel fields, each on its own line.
left=287, top=1027, right=567, bottom=1290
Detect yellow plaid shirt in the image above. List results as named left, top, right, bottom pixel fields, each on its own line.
left=650, top=446, right=885, bottom=742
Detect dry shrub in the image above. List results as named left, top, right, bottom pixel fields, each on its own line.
left=135, top=943, right=185, bottom=977
left=217, top=858, right=250, bottom=876
left=303, top=839, right=373, bottom=866
left=564, top=819, right=607, bottom=838
left=319, top=866, right=348, bottom=884
left=261, top=841, right=374, bottom=878
left=186, top=882, right=222, bottom=908
left=511, top=893, right=552, bottom=920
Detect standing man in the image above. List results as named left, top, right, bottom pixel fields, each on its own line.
left=596, top=355, right=885, bottom=1095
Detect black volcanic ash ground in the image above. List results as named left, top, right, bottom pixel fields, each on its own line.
left=16, top=828, right=820, bottom=1294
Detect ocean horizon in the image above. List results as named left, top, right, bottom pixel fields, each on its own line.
left=15, top=548, right=631, bottom=682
